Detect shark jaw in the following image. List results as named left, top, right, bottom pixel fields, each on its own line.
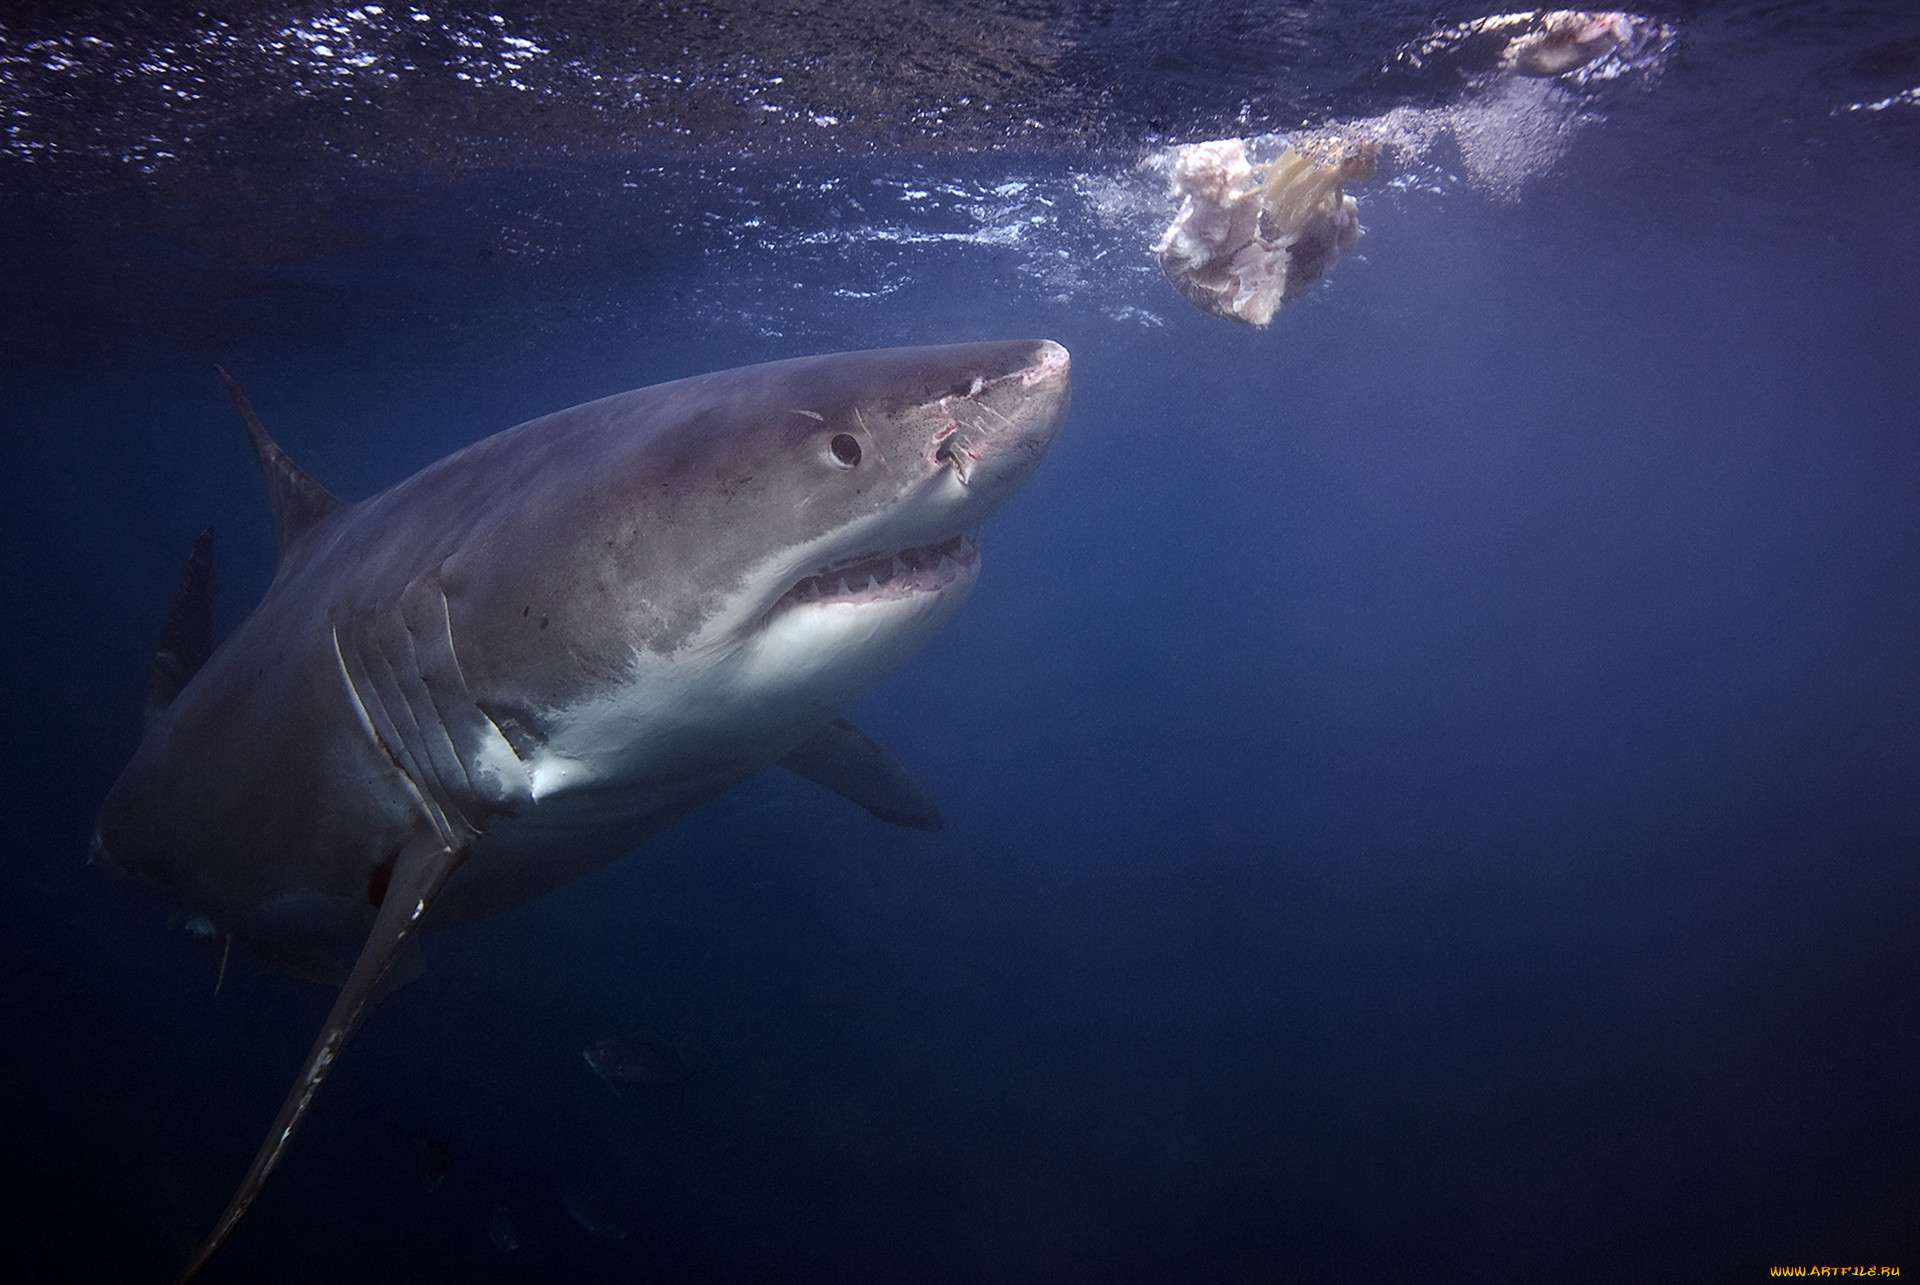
left=519, top=528, right=983, bottom=811
left=772, top=533, right=979, bottom=612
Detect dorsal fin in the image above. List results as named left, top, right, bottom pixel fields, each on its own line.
left=144, top=526, right=216, bottom=726
left=214, top=366, right=342, bottom=564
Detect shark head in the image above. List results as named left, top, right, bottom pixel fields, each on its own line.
left=422, top=338, right=1073, bottom=807
left=694, top=338, right=1072, bottom=713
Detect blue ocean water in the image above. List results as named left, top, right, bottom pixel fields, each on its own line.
left=4, top=3, right=1919, bottom=1282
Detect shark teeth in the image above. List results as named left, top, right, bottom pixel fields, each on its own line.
left=777, top=535, right=977, bottom=609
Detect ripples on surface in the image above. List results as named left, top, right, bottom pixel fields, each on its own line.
left=0, top=0, right=1078, bottom=182
left=1, top=2, right=1915, bottom=356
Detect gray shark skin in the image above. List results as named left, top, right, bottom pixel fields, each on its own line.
left=92, top=339, right=1070, bottom=1281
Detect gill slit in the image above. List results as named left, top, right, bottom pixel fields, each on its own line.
left=434, top=581, right=530, bottom=782
left=332, top=624, right=380, bottom=745
left=332, top=624, right=452, bottom=847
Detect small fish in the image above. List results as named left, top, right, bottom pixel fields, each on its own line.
left=419, top=1136, right=452, bottom=1193
left=486, top=1202, right=518, bottom=1255
left=582, top=1035, right=694, bottom=1104
left=562, top=1186, right=629, bottom=1241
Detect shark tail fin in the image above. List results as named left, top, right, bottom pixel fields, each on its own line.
left=174, top=834, right=466, bottom=1285
left=144, top=526, right=216, bottom=727
left=214, top=365, right=342, bottom=567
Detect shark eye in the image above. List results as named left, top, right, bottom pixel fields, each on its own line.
left=828, top=433, right=862, bottom=469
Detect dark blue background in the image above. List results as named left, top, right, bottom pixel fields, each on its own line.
left=4, top=5, right=1919, bottom=1282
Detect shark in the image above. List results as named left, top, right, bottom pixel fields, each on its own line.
left=90, top=339, right=1071, bottom=1280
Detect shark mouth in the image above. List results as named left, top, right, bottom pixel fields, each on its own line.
left=776, top=534, right=978, bottom=610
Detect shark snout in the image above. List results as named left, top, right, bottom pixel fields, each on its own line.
left=1025, top=339, right=1070, bottom=386
left=938, top=340, right=1069, bottom=490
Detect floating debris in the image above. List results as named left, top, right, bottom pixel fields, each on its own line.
left=1151, top=136, right=1378, bottom=327
left=582, top=1034, right=695, bottom=1105
left=1145, top=6, right=1682, bottom=319
left=1501, top=11, right=1633, bottom=77
left=1386, top=10, right=1675, bottom=88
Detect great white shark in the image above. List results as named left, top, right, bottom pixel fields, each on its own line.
left=91, top=339, right=1071, bottom=1280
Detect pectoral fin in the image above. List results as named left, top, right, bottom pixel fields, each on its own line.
left=779, top=718, right=944, bottom=832
left=175, top=834, right=466, bottom=1284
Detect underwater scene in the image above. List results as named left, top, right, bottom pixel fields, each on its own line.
left=3, top=2, right=1918, bottom=1282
